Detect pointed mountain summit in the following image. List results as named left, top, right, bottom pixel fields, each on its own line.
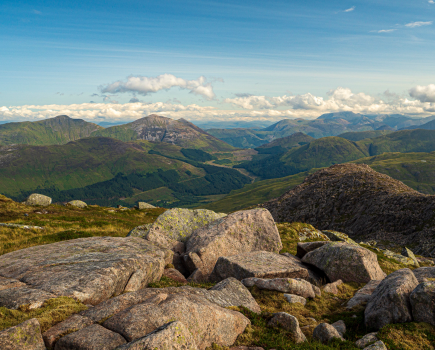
left=92, top=114, right=235, bottom=151
left=0, top=115, right=103, bottom=146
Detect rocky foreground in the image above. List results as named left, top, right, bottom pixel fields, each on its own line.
left=1, top=197, right=435, bottom=350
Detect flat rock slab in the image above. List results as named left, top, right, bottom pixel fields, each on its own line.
left=346, top=280, right=382, bottom=309
left=54, top=324, right=127, bottom=350
left=115, top=321, right=197, bottom=350
left=0, top=237, right=169, bottom=306
left=210, top=251, right=309, bottom=282
left=302, top=242, right=385, bottom=283
left=0, top=318, right=46, bottom=350
left=242, top=277, right=317, bottom=298
left=0, top=276, right=26, bottom=291
left=0, top=286, right=57, bottom=310
left=43, top=315, right=94, bottom=349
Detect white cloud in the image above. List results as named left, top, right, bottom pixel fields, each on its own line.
left=409, top=84, right=435, bottom=103
left=32, top=9, right=42, bottom=15
left=377, top=29, right=396, bottom=33
left=100, top=74, right=216, bottom=100
left=344, top=6, right=355, bottom=12
left=429, top=1, right=434, bottom=4
left=224, top=96, right=273, bottom=109
left=405, top=21, right=433, bottom=28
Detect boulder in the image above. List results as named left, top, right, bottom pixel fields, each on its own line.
left=43, top=315, right=94, bottom=349
left=280, top=253, right=326, bottom=285
left=0, top=237, right=170, bottom=306
left=296, top=241, right=330, bottom=259
left=322, top=230, right=358, bottom=245
left=332, top=320, right=346, bottom=337
left=54, top=324, right=127, bottom=350
left=242, top=277, right=316, bottom=299
left=24, top=193, right=52, bottom=206
left=363, top=341, right=387, bottom=350
left=365, top=268, right=418, bottom=330
left=163, top=268, right=187, bottom=283
left=381, top=249, right=416, bottom=266
left=410, top=281, right=435, bottom=326
left=210, top=251, right=309, bottom=282
left=115, top=321, right=197, bottom=350
left=402, top=247, right=420, bottom=267
left=207, top=277, right=261, bottom=313
left=67, top=200, right=87, bottom=208
left=346, top=280, right=382, bottom=309
left=302, top=242, right=385, bottom=283
left=284, top=294, right=307, bottom=305
left=136, top=202, right=156, bottom=209
left=103, top=293, right=250, bottom=349
left=0, top=318, right=46, bottom=350
left=312, top=323, right=344, bottom=343
left=0, top=286, right=56, bottom=310
left=355, top=332, right=379, bottom=349
left=412, top=266, right=435, bottom=283
left=184, top=209, right=282, bottom=279
left=268, top=312, right=306, bottom=343
left=322, top=280, right=343, bottom=295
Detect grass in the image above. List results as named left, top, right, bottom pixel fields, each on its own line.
left=0, top=297, right=87, bottom=332
left=378, top=323, right=435, bottom=350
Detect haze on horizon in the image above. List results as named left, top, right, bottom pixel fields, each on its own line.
left=1, top=0, right=435, bottom=124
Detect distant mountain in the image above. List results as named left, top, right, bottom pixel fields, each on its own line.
left=0, top=115, right=103, bottom=146
left=262, top=163, right=435, bottom=256
left=401, top=119, right=435, bottom=131
left=196, top=120, right=273, bottom=129
left=92, top=114, right=234, bottom=152
left=338, top=130, right=394, bottom=141
left=256, top=132, right=314, bottom=153
left=206, top=128, right=273, bottom=148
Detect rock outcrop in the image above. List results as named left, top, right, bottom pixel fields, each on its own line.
left=268, top=313, right=306, bottom=343
left=410, top=281, right=435, bottom=326
left=184, top=208, right=282, bottom=279
left=301, top=242, right=385, bottom=283
left=242, top=277, right=318, bottom=298
left=263, top=163, right=435, bottom=256
left=0, top=319, right=46, bottom=350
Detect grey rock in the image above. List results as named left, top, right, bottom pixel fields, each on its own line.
left=365, top=268, right=418, bottom=330
left=0, top=237, right=170, bottom=306
left=54, top=324, right=127, bottom=350
left=298, top=227, right=330, bottom=241
left=284, top=294, right=307, bottom=305
left=280, top=253, right=325, bottom=285
left=24, top=193, right=52, bottom=206
left=43, top=315, right=94, bottom=349
left=382, top=249, right=416, bottom=266
left=410, top=281, right=435, bottom=326
left=127, top=224, right=152, bottom=238
left=412, top=266, right=435, bottom=283
left=0, top=286, right=56, bottom=310
left=401, top=247, right=420, bottom=267
left=0, top=275, right=26, bottom=291
left=137, top=202, right=156, bottom=209
left=115, top=321, right=197, bottom=350
left=355, top=333, right=379, bottom=349
left=296, top=241, right=330, bottom=259
left=67, top=200, right=87, bottom=208
left=363, top=341, right=387, bottom=350
left=103, top=293, right=249, bottom=350
left=312, top=323, right=344, bottom=343
left=332, top=320, right=346, bottom=337
left=163, top=268, right=187, bottom=283
left=268, top=312, right=306, bottom=343
left=302, top=242, right=385, bottom=283
left=184, top=209, right=282, bottom=279
left=346, top=280, right=382, bottom=309
left=0, top=318, right=46, bottom=350
left=0, top=223, right=44, bottom=230
left=210, top=251, right=309, bottom=282
left=322, top=280, right=343, bottom=295
left=242, top=277, right=316, bottom=298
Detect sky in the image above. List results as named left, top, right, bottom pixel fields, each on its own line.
left=1, top=0, right=435, bottom=123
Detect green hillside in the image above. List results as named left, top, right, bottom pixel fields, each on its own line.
left=206, top=128, right=271, bottom=148
left=91, top=114, right=235, bottom=152
left=256, top=132, right=314, bottom=153
left=338, top=130, right=394, bottom=141
left=0, top=115, right=102, bottom=146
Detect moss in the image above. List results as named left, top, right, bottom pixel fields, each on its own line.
left=378, top=322, right=435, bottom=350
left=0, top=297, right=87, bottom=332
left=148, top=276, right=215, bottom=289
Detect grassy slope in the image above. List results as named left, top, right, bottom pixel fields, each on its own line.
left=0, top=137, right=199, bottom=196
left=338, top=130, right=394, bottom=141
left=0, top=116, right=102, bottom=146
left=257, top=132, right=315, bottom=149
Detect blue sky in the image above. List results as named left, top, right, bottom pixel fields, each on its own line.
left=1, top=0, right=435, bottom=122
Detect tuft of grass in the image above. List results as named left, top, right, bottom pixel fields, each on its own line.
left=148, top=276, right=215, bottom=289
left=0, top=297, right=87, bottom=332
left=277, top=222, right=328, bottom=255
left=378, top=322, right=435, bottom=350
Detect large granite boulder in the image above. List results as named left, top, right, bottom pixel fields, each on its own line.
left=302, top=242, right=385, bottom=283
left=242, top=277, right=317, bottom=298
left=0, top=318, right=46, bottom=350
left=296, top=241, right=330, bottom=259
left=365, top=268, right=418, bottom=330
left=346, top=280, right=382, bottom=309
left=410, top=281, right=435, bottom=326
left=67, top=200, right=87, bottom=208
left=0, top=237, right=170, bottom=306
left=115, top=321, right=197, bottom=350
left=24, top=193, right=52, bottom=206
left=102, top=293, right=250, bottom=350
left=184, top=209, right=282, bottom=279
left=412, top=266, right=435, bottom=283
left=210, top=251, right=309, bottom=282
left=268, top=312, right=306, bottom=343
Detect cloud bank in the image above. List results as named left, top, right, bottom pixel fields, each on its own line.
left=1, top=85, right=435, bottom=123
left=100, top=74, right=216, bottom=100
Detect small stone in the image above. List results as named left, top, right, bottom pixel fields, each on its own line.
left=284, top=294, right=307, bottom=305
left=355, top=332, right=379, bottom=349
left=268, top=312, right=306, bottom=343
left=0, top=318, right=46, bottom=350
left=313, top=323, right=344, bottom=343
left=402, top=247, right=419, bottom=266
left=332, top=320, right=346, bottom=337
left=363, top=340, right=387, bottom=350
left=322, top=280, right=343, bottom=295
